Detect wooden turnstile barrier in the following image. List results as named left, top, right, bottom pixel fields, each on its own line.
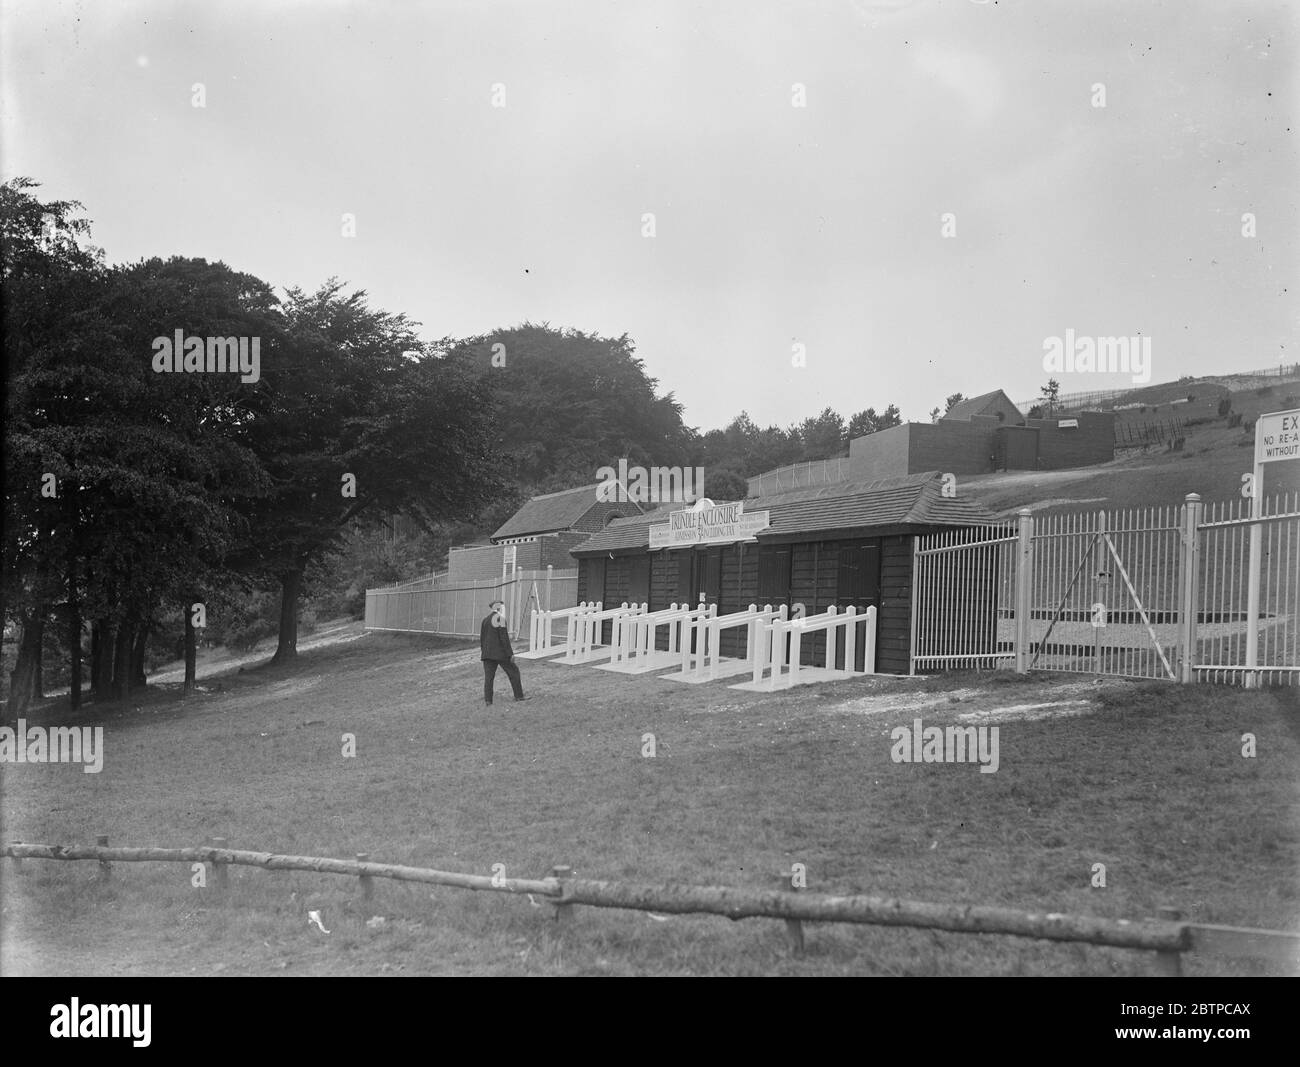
left=733, top=605, right=877, bottom=692
left=596, top=602, right=714, bottom=675
left=662, top=604, right=786, bottom=684
left=556, top=602, right=646, bottom=665
left=520, top=602, right=600, bottom=659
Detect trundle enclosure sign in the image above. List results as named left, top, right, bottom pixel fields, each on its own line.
left=649, top=501, right=771, bottom=549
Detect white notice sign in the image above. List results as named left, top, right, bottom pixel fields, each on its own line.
left=1255, top=408, right=1300, bottom=464
left=649, top=501, right=771, bottom=549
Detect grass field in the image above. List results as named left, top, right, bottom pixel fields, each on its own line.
left=2, top=625, right=1297, bottom=977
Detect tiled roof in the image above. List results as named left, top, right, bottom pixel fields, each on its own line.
left=943, top=389, right=1019, bottom=421
left=569, top=472, right=1002, bottom=554
left=491, top=484, right=607, bottom=540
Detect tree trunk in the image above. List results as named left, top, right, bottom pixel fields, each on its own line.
left=93, top=619, right=118, bottom=700
left=184, top=598, right=197, bottom=695
left=271, top=568, right=304, bottom=664
left=33, top=623, right=44, bottom=700
left=111, top=619, right=132, bottom=700
left=131, top=623, right=149, bottom=690
left=69, top=567, right=82, bottom=711
left=6, top=607, right=44, bottom=721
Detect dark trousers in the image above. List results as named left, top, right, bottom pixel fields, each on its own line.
left=483, top=658, right=524, bottom=703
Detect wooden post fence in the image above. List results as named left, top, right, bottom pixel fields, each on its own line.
left=357, top=852, right=374, bottom=901
left=5, top=840, right=1298, bottom=973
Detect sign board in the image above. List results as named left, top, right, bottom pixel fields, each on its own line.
left=649, top=500, right=771, bottom=549
left=1255, top=408, right=1300, bottom=465
left=1058, top=418, right=1079, bottom=428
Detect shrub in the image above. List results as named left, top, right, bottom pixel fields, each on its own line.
left=1217, top=397, right=1232, bottom=416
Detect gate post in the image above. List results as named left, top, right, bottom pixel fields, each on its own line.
left=1014, top=508, right=1034, bottom=674
left=1177, top=494, right=1203, bottom=684
left=1244, top=485, right=1264, bottom=691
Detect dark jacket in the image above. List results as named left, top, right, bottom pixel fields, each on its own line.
left=480, top=614, right=514, bottom=661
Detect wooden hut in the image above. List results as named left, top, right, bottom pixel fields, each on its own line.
left=569, top=471, right=1000, bottom=674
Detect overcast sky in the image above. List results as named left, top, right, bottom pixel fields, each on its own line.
left=2, top=0, right=1295, bottom=431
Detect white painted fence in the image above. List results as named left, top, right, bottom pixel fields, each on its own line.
left=598, top=602, right=715, bottom=675
left=520, top=602, right=598, bottom=659
left=664, top=604, right=784, bottom=684
left=364, top=567, right=577, bottom=639
left=736, top=605, right=877, bottom=692
left=556, top=602, right=646, bottom=665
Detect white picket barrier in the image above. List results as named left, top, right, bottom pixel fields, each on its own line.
left=519, top=602, right=599, bottom=659
left=596, top=602, right=714, bottom=675
left=732, top=605, right=877, bottom=692
left=557, top=602, right=646, bottom=665
left=662, top=603, right=785, bottom=684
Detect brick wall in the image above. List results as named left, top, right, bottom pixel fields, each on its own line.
left=904, top=421, right=1000, bottom=475
left=571, top=499, right=643, bottom=533
left=539, top=531, right=588, bottom=569
left=848, top=424, right=914, bottom=479
left=1029, top=412, right=1115, bottom=469
left=447, top=544, right=506, bottom=582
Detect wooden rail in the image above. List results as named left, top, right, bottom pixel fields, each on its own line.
left=5, top=840, right=1297, bottom=972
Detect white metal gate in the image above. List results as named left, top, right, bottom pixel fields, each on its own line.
left=911, top=492, right=1299, bottom=686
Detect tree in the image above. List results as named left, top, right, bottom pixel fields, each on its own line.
left=241, top=281, right=507, bottom=663
left=703, top=467, right=750, bottom=502
left=944, top=392, right=965, bottom=414
left=441, top=323, right=695, bottom=487
left=2, top=178, right=107, bottom=716
left=847, top=404, right=902, bottom=440
left=796, top=407, right=846, bottom=460
left=929, top=406, right=941, bottom=423
left=1040, top=379, right=1061, bottom=414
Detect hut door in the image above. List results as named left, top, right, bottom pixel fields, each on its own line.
left=698, top=548, right=723, bottom=609
left=835, top=541, right=881, bottom=671
left=586, top=558, right=607, bottom=606
left=628, top=556, right=650, bottom=609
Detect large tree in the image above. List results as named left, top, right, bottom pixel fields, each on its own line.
left=241, top=281, right=506, bottom=663
left=2, top=178, right=107, bottom=716
left=441, top=323, right=695, bottom=488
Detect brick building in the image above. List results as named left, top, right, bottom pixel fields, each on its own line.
left=848, top=390, right=1114, bottom=479
left=446, top=484, right=643, bottom=581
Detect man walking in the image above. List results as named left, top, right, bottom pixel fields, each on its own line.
left=480, top=599, right=526, bottom=706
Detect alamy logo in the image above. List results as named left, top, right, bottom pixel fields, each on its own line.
left=151, top=330, right=261, bottom=383
left=595, top=461, right=704, bottom=504
left=0, top=719, right=104, bottom=773
left=1042, top=330, right=1151, bottom=385
left=890, top=717, right=999, bottom=774
left=50, top=999, right=151, bottom=1047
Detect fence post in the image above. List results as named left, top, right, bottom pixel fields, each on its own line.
left=780, top=873, right=805, bottom=956
left=1177, top=494, right=1202, bottom=684
left=550, top=864, right=575, bottom=925
left=1155, top=907, right=1183, bottom=976
left=10, top=840, right=20, bottom=873
left=1015, top=509, right=1034, bottom=673
left=96, top=834, right=111, bottom=883
left=210, top=837, right=229, bottom=890
left=357, top=852, right=374, bottom=901
left=546, top=564, right=553, bottom=613
left=1243, top=468, right=1265, bottom=690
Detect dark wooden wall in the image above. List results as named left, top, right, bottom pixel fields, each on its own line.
left=577, top=534, right=911, bottom=670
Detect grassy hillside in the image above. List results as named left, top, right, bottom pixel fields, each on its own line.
left=3, top=629, right=1297, bottom=977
